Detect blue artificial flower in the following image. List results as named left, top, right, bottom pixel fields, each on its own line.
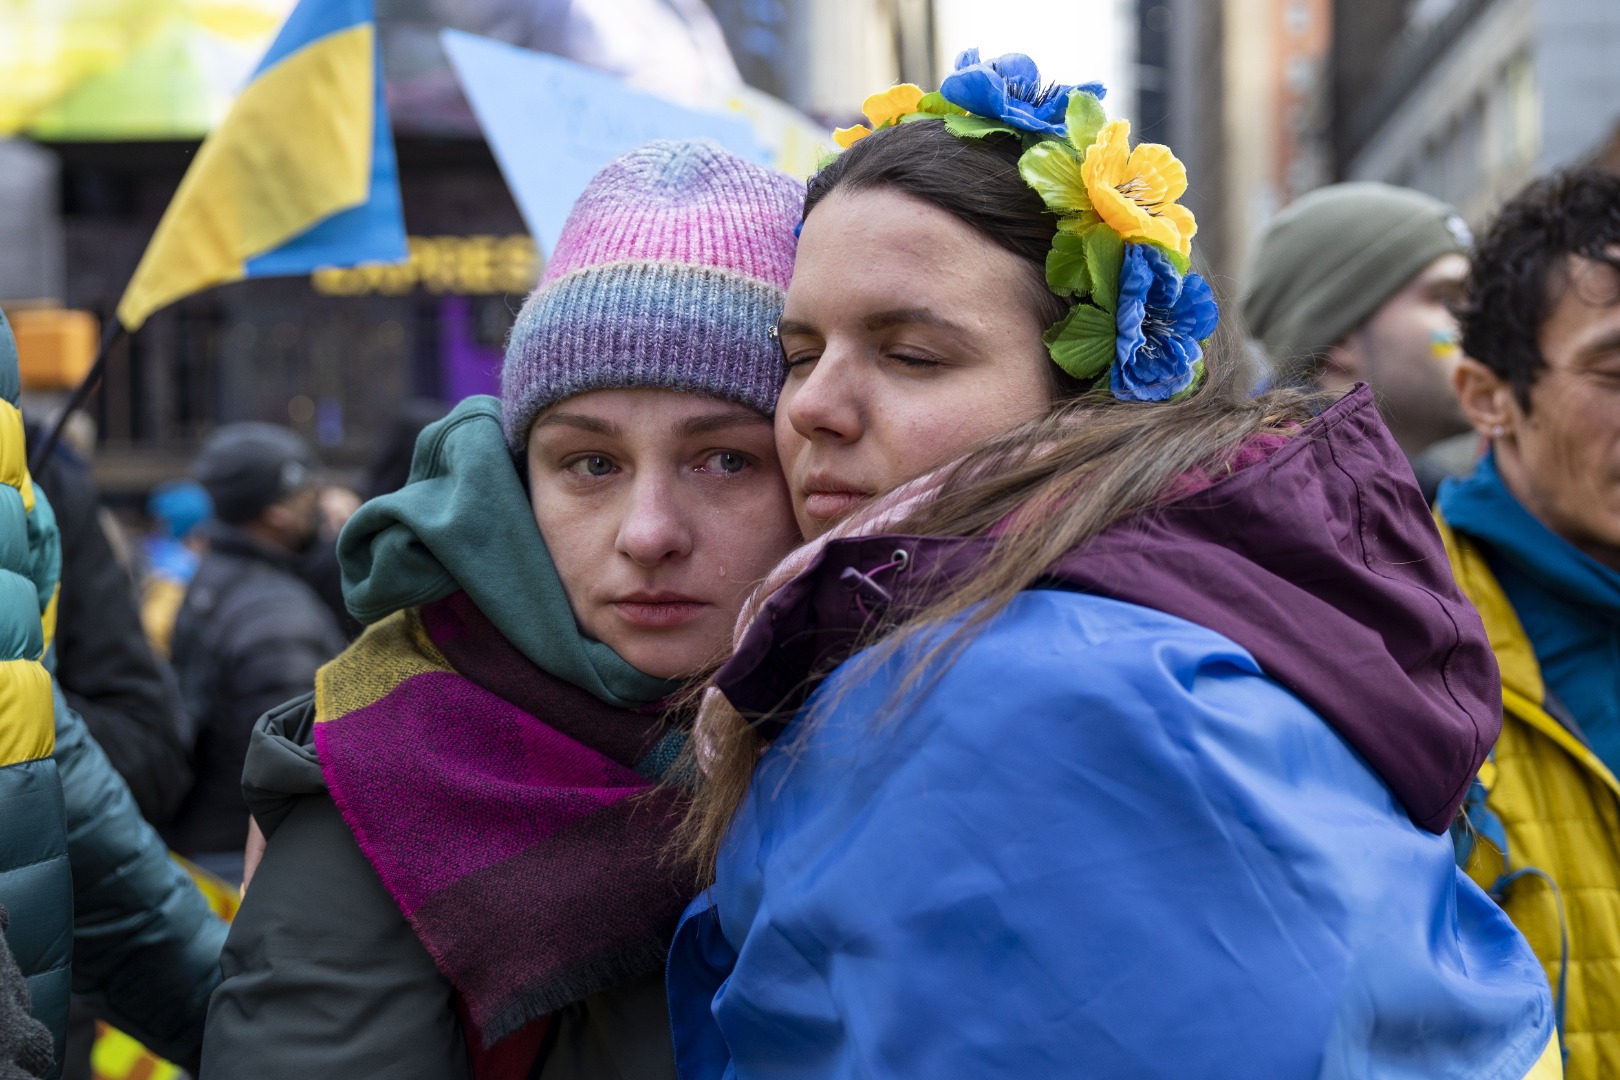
left=939, top=48, right=1106, bottom=138
left=1113, top=244, right=1219, bottom=402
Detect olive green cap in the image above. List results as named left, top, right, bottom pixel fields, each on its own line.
left=1242, top=182, right=1471, bottom=381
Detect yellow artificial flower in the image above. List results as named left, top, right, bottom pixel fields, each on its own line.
left=833, top=124, right=872, bottom=148
left=832, top=84, right=926, bottom=149
left=863, top=83, right=925, bottom=127
left=1080, top=119, right=1197, bottom=258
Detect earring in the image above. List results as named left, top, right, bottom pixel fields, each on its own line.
left=1492, top=425, right=1505, bottom=438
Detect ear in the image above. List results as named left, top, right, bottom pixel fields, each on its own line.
left=1453, top=357, right=1516, bottom=439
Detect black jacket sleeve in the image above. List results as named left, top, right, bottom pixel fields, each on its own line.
left=54, top=685, right=226, bottom=1068
left=32, top=449, right=190, bottom=824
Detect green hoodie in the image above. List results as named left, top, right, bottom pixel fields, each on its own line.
left=339, top=395, right=678, bottom=708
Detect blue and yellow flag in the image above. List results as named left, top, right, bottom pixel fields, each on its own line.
left=116, top=0, right=407, bottom=331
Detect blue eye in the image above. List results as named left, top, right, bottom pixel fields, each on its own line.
left=704, top=451, right=749, bottom=474
left=569, top=455, right=615, bottom=477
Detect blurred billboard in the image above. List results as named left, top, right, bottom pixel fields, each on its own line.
left=0, top=0, right=757, bottom=139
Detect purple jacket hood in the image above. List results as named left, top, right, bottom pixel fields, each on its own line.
left=715, top=385, right=1501, bottom=833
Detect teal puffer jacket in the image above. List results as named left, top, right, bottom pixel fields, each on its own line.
left=0, top=312, right=226, bottom=1078
left=0, top=310, right=73, bottom=1075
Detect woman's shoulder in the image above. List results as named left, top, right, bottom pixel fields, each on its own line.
left=795, top=588, right=1397, bottom=823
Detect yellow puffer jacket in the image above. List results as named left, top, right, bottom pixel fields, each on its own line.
left=1440, top=512, right=1620, bottom=1080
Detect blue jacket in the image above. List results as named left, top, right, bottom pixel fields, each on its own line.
left=669, top=591, right=1556, bottom=1078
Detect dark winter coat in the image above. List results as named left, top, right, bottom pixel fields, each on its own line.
left=51, top=683, right=226, bottom=1070
left=26, top=436, right=190, bottom=825
left=167, top=525, right=345, bottom=857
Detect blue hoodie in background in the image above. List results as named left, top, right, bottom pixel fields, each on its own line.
left=1439, top=452, right=1620, bottom=775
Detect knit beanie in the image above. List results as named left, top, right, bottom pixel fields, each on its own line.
left=1242, top=182, right=1472, bottom=380
left=501, top=139, right=803, bottom=452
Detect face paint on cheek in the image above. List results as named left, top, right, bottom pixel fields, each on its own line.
left=1429, top=327, right=1461, bottom=360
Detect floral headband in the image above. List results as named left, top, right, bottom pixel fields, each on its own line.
left=829, top=49, right=1219, bottom=403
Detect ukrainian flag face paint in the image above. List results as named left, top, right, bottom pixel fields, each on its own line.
left=1430, top=326, right=1462, bottom=361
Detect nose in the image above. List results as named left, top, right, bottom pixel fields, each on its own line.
left=616, top=471, right=694, bottom=568
left=781, top=347, right=865, bottom=446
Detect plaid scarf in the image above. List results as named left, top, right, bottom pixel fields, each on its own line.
left=313, top=591, right=692, bottom=1050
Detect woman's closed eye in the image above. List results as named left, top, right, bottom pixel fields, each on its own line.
left=886, top=349, right=943, bottom=369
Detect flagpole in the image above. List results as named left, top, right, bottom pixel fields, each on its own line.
left=29, top=317, right=125, bottom=474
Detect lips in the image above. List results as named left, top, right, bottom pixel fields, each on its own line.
left=611, top=592, right=711, bottom=629
left=800, top=476, right=874, bottom=526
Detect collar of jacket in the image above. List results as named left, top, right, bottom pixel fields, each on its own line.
left=715, top=384, right=1501, bottom=834
left=1436, top=509, right=1620, bottom=802
left=1437, top=450, right=1620, bottom=622
left=338, top=395, right=676, bottom=710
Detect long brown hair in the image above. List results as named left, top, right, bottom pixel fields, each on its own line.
left=678, top=119, right=1326, bottom=880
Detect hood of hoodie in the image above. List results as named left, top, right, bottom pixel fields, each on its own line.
left=338, top=395, right=677, bottom=709
left=715, top=385, right=1500, bottom=834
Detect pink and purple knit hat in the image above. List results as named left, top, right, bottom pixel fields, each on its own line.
left=501, top=139, right=804, bottom=451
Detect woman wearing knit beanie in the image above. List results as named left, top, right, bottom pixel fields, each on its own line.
left=200, top=140, right=804, bottom=1080
left=669, top=54, right=1557, bottom=1079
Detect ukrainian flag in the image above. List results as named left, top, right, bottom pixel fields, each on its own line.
left=116, top=0, right=407, bottom=331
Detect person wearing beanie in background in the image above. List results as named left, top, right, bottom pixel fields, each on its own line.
left=200, top=139, right=804, bottom=1080
left=166, top=423, right=345, bottom=880
left=1436, top=167, right=1620, bottom=1080
left=1243, top=181, right=1477, bottom=500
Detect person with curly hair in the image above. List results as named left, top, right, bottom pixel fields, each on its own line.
left=1438, top=166, right=1620, bottom=1080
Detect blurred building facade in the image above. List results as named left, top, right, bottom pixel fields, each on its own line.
left=1337, top=0, right=1620, bottom=223
left=1152, top=0, right=1333, bottom=297
left=1146, top=0, right=1620, bottom=309
left=710, top=0, right=935, bottom=120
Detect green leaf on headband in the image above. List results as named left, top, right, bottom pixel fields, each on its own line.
left=943, top=113, right=1021, bottom=140
left=1085, top=225, right=1125, bottom=314
left=1018, top=141, right=1091, bottom=215
left=1044, top=303, right=1116, bottom=381
left=1065, top=89, right=1108, bottom=148
left=913, top=91, right=968, bottom=117
left=1046, top=230, right=1091, bottom=298
left=1168, top=360, right=1207, bottom=402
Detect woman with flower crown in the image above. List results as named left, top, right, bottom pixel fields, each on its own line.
left=667, top=51, right=1561, bottom=1078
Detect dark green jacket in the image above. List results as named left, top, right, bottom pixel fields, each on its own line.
left=201, top=399, right=681, bottom=1080
left=203, top=695, right=677, bottom=1080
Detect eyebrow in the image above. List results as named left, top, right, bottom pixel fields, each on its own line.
left=1577, top=329, right=1620, bottom=362
left=776, top=308, right=970, bottom=338
left=678, top=411, right=771, bottom=437
left=534, top=412, right=620, bottom=436
left=534, top=409, right=767, bottom=439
